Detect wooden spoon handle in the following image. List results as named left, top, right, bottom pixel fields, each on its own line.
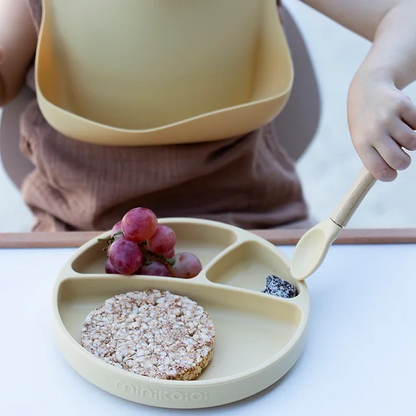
left=330, top=167, right=376, bottom=228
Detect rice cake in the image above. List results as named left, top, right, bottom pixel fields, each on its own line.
left=81, top=289, right=215, bottom=380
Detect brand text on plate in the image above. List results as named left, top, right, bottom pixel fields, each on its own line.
left=115, top=380, right=209, bottom=402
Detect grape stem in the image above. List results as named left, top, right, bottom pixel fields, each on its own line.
left=141, top=249, right=151, bottom=266
left=154, top=253, right=175, bottom=266
left=97, top=231, right=123, bottom=252
left=137, top=242, right=175, bottom=266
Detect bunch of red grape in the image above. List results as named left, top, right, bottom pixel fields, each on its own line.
left=102, top=207, right=203, bottom=278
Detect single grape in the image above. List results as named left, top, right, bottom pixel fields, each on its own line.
left=105, top=259, right=120, bottom=274
left=111, top=220, right=124, bottom=240
left=112, top=220, right=122, bottom=233
left=121, top=207, right=158, bottom=242
left=172, top=252, right=202, bottom=278
left=163, top=248, right=175, bottom=259
left=140, top=261, right=171, bottom=277
left=108, top=238, right=143, bottom=275
left=147, top=225, right=177, bottom=254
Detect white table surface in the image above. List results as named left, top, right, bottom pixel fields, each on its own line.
left=1, top=244, right=415, bottom=416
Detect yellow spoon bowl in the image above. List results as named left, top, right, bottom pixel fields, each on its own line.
left=292, top=167, right=376, bottom=281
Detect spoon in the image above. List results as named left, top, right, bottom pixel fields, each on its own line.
left=291, top=167, right=376, bottom=280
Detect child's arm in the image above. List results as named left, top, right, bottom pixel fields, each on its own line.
left=302, top=0, right=416, bottom=181
left=0, top=0, right=37, bottom=106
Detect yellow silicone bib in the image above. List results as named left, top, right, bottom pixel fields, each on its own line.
left=36, top=0, right=293, bottom=146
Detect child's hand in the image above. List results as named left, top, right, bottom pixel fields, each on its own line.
left=348, top=69, right=416, bottom=181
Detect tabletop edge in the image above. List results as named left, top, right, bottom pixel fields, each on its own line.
left=1, top=229, right=415, bottom=248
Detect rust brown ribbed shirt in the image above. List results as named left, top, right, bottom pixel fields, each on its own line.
left=21, top=0, right=307, bottom=231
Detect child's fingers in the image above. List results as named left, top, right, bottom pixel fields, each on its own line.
left=390, top=120, right=416, bottom=151
left=400, top=97, right=416, bottom=130
left=361, top=145, right=397, bottom=182
left=373, top=135, right=411, bottom=171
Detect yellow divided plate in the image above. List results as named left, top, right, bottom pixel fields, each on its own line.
left=36, top=0, right=293, bottom=146
left=52, top=218, right=309, bottom=409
